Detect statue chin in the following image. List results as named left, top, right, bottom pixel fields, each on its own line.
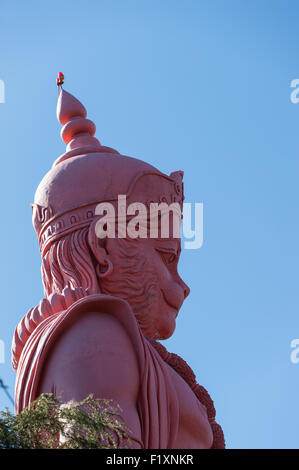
left=154, top=311, right=177, bottom=341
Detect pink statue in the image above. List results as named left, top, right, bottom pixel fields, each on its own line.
left=11, top=83, right=225, bottom=449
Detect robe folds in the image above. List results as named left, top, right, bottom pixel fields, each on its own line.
left=14, top=294, right=181, bottom=448
left=14, top=294, right=220, bottom=449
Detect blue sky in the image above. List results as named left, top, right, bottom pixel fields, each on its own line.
left=0, top=0, right=298, bottom=448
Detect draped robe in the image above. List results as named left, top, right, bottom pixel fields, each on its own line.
left=14, top=294, right=224, bottom=449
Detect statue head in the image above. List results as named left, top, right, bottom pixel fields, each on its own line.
left=32, top=88, right=190, bottom=341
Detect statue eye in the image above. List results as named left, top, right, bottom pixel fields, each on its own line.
left=166, top=253, right=177, bottom=264
left=156, top=250, right=177, bottom=265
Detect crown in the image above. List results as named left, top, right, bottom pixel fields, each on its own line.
left=33, top=170, right=184, bottom=256
left=32, top=78, right=184, bottom=256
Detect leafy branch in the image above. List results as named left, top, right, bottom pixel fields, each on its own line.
left=0, top=393, right=131, bottom=449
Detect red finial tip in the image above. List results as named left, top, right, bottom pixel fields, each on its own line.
left=57, top=72, right=64, bottom=87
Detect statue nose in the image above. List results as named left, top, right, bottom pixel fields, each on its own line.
left=177, top=276, right=190, bottom=299
left=183, top=283, right=190, bottom=299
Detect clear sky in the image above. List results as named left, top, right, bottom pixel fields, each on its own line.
left=0, top=0, right=298, bottom=449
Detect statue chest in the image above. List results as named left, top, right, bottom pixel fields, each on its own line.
left=166, top=362, right=214, bottom=449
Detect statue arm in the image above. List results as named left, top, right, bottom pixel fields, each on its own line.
left=37, top=311, right=142, bottom=448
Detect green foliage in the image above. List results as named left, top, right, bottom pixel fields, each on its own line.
left=0, top=394, right=131, bottom=449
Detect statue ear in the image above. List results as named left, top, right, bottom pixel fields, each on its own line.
left=88, top=219, right=113, bottom=278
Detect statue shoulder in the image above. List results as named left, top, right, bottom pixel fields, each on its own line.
left=37, top=294, right=140, bottom=404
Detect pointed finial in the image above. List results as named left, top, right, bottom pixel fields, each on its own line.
left=53, top=88, right=119, bottom=166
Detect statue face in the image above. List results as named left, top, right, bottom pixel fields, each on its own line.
left=148, top=238, right=190, bottom=339
left=99, top=237, right=190, bottom=340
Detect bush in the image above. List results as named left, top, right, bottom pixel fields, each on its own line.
left=0, top=394, right=131, bottom=449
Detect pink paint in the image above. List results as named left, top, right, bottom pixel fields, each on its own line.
left=12, top=87, right=225, bottom=449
